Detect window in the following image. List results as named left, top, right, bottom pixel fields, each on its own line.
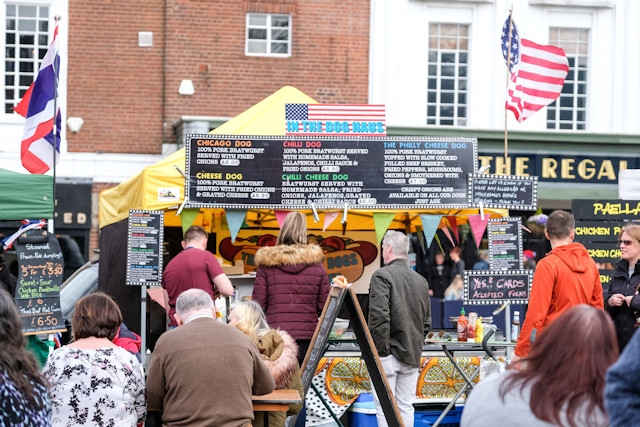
left=246, top=13, right=291, bottom=57
left=547, top=28, right=589, bottom=130
left=4, top=3, right=51, bottom=114
left=427, top=23, right=468, bottom=126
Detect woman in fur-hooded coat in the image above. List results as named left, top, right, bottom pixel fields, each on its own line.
left=230, top=300, right=305, bottom=427
left=251, top=329, right=304, bottom=427
left=252, top=212, right=330, bottom=363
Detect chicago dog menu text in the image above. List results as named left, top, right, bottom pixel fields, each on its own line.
left=186, top=135, right=477, bottom=209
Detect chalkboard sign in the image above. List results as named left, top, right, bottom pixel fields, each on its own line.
left=574, top=221, right=622, bottom=243
left=185, top=135, right=476, bottom=210
left=296, top=286, right=403, bottom=427
left=14, top=232, right=66, bottom=334
left=468, top=174, right=538, bottom=210
left=464, top=270, right=532, bottom=305
left=584, top=242, right=621, bottom=263
left=126, top=210, right=164, bottom=286
left=488, top=217, right=523, bottom=270
left=572, top=199, right=640, bottom=220
left=301, top=286, right=346, bottom=391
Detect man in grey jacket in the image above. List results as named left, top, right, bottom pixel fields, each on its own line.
left=368, top=230, right=431, bottom=427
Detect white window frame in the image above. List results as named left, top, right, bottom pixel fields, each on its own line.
left=3, top=1, right=52, bottom=116
left=245, top=13, right=291, bottom=58
left=546, top=27, right=589, bottom=131
left=426, top=22, right=469, bottom=126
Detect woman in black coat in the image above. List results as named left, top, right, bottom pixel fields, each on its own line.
left=605, top=223, right=640, bottom=353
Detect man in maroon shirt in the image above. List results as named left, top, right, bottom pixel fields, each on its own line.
left=162, top=226, right=234, bottom=327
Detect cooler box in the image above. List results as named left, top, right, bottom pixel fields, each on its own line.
left=348, top=394, right=462, bottom=427
left=414, top=405, right=463, bottom=427
left=348, top=393, right=377, bottom=427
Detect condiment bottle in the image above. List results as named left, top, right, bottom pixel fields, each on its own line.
left=511, top=311, right=520, bottom=343
left=457, top=307, right=468, bottom=342
left=475, top=317, right=484, bottom=343
left=467, top=312, right=477, bottom=342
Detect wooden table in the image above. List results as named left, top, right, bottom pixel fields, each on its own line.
left=252, top=389, right=302, bottom=427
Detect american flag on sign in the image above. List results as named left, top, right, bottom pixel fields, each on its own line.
left=501, top=15, right=569, bottom=122
left=285, top=103, right=386, bottom=136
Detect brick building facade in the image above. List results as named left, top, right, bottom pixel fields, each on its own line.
left=66, top=0, right=370, bottom=253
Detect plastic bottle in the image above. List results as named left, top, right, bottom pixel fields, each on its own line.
left=457, top=307, right=468, bottom=342
left=467, top=312, right=477, bottom=342
left=475, top=317, right=484, bottom=343
left=511, top=311, right=520, bottom=343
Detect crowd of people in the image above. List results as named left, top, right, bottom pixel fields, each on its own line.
left=5, top=209, right=640, bottom=426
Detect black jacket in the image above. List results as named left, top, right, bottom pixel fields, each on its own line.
left=368, top=258, right=431, bottom=367
left=605, top=258, right=640, bottom=352
left=427, top=263, right=452, bottom=299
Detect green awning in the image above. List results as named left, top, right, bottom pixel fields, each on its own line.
left=0, top=168, right=54, bottom=220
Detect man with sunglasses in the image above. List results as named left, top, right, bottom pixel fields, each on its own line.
left=512, top=210, right=604, bottom=362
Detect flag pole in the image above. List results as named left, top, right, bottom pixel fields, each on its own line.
left=51, top=15, right=61, bottom=233
left=504, top=6, right=513, bottom=163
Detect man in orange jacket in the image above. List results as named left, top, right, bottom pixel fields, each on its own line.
left=513, top=210, right=604, bottom=361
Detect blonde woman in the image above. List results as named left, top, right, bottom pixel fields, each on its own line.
left=230, top=299, right=304, bottom=427
left=251, top=211, right=330, bottom=364
left=444, top=274, right=464, bottom=301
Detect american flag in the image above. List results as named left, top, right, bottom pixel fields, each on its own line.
left=285, top=103, right=386, bottom=135
left=14, top=20, right=61, bottom=174
left=501, top=15, right=569, bottom=122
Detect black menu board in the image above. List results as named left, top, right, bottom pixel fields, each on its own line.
left=468, top=174, right=537, bottom=210
left=126, top=210, right=164, bottom=286
left=185, top=135, right=477, bottom=209
left=488, top=217, right=523, bottom=270
left=572, top=199, right=640, bottom=220
left=574, top=221, right=622, bottom=243
left=464, top=270, right=532, bottom=305
left=14, top=232, right=65, bottom=334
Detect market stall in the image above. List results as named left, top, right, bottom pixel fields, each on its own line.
left=98, top=86, right=508, bottom=330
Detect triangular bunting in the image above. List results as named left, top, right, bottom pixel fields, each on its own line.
left=468, top=214, right=491, bottom=248
left=447, top=216, right=459, bottom=243
left=323, top=211, right=340, bottom=231
left=225, top=209, right=247, bottom=243
left=180, top=208, right=200, bottom=235
left=419, top=214, right=442, bottom=249
left=434, top=233, right=444, bottom=253
left=415, top=225, right=426, bottom=254
left=274, top=210, right=290, bottom=228
left=373, top=212, right=396, bottom=244
left=441, top=226, right=455, bottom=246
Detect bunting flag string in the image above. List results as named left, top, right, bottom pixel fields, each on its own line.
left=274, top=210, right=290, bottom=228
left=372, top=212, right=396, bottom=244
left=226, top=209, right=247, bottom=243
left=419, top=214, right=442, bottom=249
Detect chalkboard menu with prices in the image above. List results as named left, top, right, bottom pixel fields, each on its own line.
left=14, top=232, right=65, bottom=334
left=185, top=135, right=477, bottom=210
left=468, top=174, right=538, bottom=210
left=488, top=217, right=523, bottom=270
left=126, top=210, right=164, bottom=286
left=464, top=270, right=533, bottom=305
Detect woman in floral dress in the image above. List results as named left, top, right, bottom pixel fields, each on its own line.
left=42, top=292, right=146, bottom=426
